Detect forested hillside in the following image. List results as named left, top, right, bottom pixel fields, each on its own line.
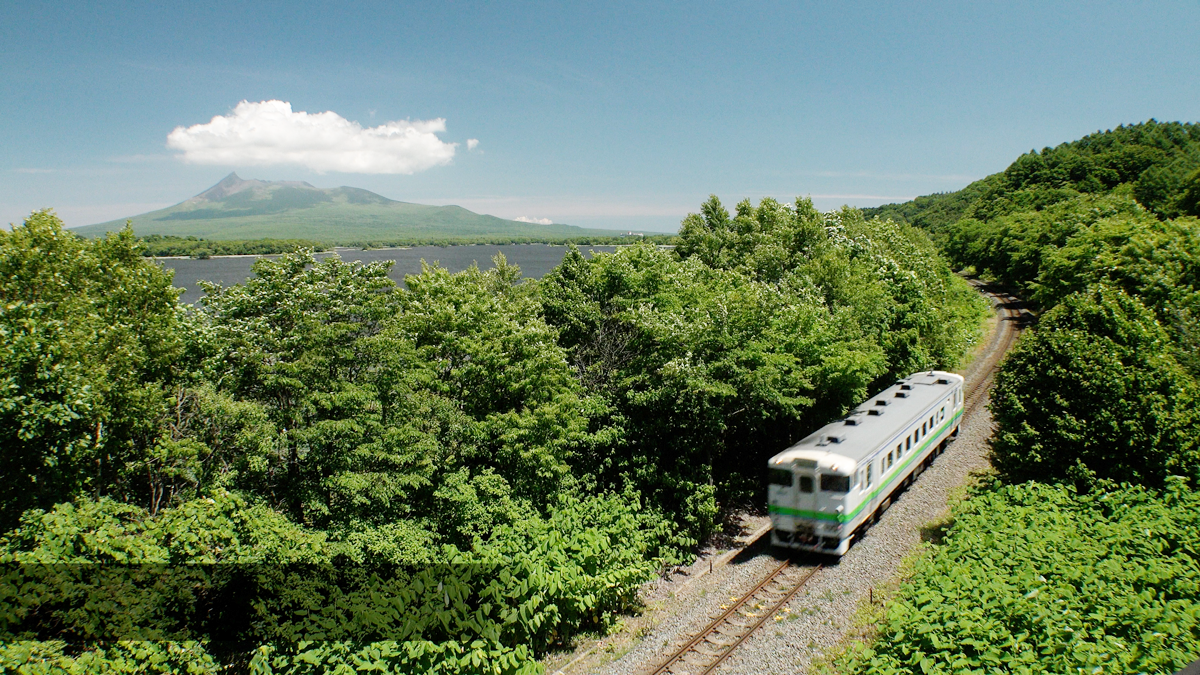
left=865, top=120, right=1200, bottom=238
left=0, top=201, right=985, bottom=673
left=839, top=121, right=1200, bottom=674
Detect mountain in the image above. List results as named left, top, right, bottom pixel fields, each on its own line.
left=73, top=173, right=625, bottom=242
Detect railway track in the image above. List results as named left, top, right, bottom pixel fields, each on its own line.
left=960, top=282, right=1030, bottom=417
left=649, top=561, right=823, bottom=675
left=640, top=282, right=1028, bottom=675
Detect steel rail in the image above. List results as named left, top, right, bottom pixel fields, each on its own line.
left=649, top=559, right=791, bottom=675
left=961, top=288, right=1025, bottom=418
left=695, top=564, right=823, bottom=675
left=649, top=562, right=822, bottom=675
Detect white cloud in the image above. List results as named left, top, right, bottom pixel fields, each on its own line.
left=514, top=216, right=553, bottom=224
left=466, top=138, right=479, bottom=151
left=166, top=100, right=458, bottom=174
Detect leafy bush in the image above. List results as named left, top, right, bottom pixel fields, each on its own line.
left=840, top=479, right=1200, bottom=675
left=990, top=286, right=1199, bottom=487
left=0, top=492, right=659, bottom=674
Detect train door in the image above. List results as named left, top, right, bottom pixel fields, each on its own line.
left=858, top=459, right=877, bottom=526
left=792, top=459, right=818, bottom=540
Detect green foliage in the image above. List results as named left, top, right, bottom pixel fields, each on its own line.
left=138, top=235, right=330, bottom=258
left=0, top=492, right=659, bottom=675
left=944, top=192, right=1150, bottom=296
left=840, top=479, right=1200, bottom=675
left=540, top=199, right=986, bottom=542
left=1034, top=214, right=1200, bottom=374
left=194, top=250, right=607, bottom=546
left=990, top=287, right=1199, bottom=488
left=849, top=122, right=1200, bottom=675
left=1, top=640, right=221, bottom=675
left=2, top=196, right=985, bottom=672
left=0, top=211, right=190, bottom=529
left=861, top=174, right=1004, bottom=240
left=880, top=122, right=1200, bottom=245
left=249, top=640, right=540, bottom=675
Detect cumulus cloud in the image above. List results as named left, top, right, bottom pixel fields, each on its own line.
left=466, top=138, right=479, bottom=151
left=514, top=216, right=553, bottom=224
left=166, top=100, right=459, bottom=174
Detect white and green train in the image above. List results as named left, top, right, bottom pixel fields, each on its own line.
left=767, top=370, right=965, bottom=556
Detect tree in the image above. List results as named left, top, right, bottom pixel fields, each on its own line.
left=990, top=286, right=1199, bottom=487
left=0, top=211, right=188, bottom=529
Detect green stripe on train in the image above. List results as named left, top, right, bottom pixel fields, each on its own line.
left=769, top=409, right=963, bottom=525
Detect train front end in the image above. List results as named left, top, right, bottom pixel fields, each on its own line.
left=767, top=449, right=857, bottom=556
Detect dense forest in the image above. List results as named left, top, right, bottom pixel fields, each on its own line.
left=840, top=121, right=1200, bottom=673
left=0, top=200, right=985, bottom=672
left=135, top=233, right=677, bottom=259
left=139, top=235, right=331, bottom=258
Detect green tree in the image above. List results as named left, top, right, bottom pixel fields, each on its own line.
left=0, top=211, right=189, bottom=529
left=990, top=286, right=1199, bottom=487
left=540, top=205, right=985, bottom=541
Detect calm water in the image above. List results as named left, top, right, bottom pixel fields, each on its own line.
left=160, top=244, right=621, bottom=305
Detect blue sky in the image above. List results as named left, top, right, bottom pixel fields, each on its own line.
left=3, top=1, right=1198, bottom=232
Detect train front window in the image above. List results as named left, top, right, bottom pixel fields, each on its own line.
left=769, top=469, right=793, bottom=486
left=799, top=475, right=814, bottom=493
left=820, top=474, right=850, bottom=493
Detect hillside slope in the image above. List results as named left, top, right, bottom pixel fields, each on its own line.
left=863, top=120, right=1200, bottom=238
left=73, top=173, right=625, bottom=242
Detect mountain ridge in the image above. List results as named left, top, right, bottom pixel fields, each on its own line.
left=72, top=173, right=627, bottom=242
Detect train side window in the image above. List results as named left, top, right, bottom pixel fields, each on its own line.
left=799, top=475, right=814, bottom=493
left=906, top=436, right=911, bottom=451
left=769, top=469, right=793, bottom=486
left=865, top=464, right=873, bottom=488
left=896, top=442, right=902, bottom=457
left=922, top=422, right=927, bottom=435
left=886, top=450, right=893, bottom=468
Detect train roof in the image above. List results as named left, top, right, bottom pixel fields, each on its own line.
left=768, top=370, right=964, bottom=469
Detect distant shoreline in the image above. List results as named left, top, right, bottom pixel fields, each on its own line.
left=150, top=241, right=675, bottom=261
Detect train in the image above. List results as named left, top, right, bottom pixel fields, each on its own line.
left=767, top=370, right=965, bottom=556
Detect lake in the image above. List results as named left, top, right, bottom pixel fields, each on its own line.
left=159, top=244, right=622, bottom=305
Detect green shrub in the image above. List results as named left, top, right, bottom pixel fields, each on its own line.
left=990, top=286, right=1199, bottom=487
left=842, top=479, right=1200, bottom=675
